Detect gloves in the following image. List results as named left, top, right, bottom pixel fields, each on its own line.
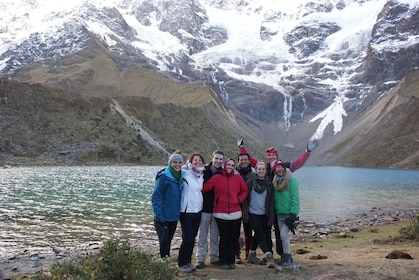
left=307, top=139, right=319, bottom=152
left=285, top=214, right=299, bottom=235
left=237, top=136, right=244, bottom=148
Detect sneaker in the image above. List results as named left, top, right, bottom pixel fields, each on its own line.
left=195, top=261, right=205, bottom=269
left=210, top=260, right=221, bottom=266
left=221, top=264, right=230, bottom=270
left=235, top=255, right=243, bottom=264
left=229, top=263, right=236, bottom=269
left=179, top=264, right=193, bottom=273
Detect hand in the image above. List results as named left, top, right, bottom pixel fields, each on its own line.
left=155, top=220, right=168, bottom=228
left=307, top=139, right=319, bottom=152
left=237, top=136, right=244, bottom=148
left=285, top=214, right=299, bottom=235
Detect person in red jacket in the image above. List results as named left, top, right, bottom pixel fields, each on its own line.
left=203, top=158, right=249, bottom=270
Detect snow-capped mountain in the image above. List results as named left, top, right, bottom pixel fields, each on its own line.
left=1, top=0, right=418, bottom=144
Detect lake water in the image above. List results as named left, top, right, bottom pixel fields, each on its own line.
left=0, top=166, right=418, bottom=257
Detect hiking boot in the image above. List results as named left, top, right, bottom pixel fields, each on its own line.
left=179, top=264, right=193, bottom=273
left=229, top=263, right=236, bottom=269
left=280, top=253, right=293, bottom=266
left=221, top=264, right=230, bottom=270
left=247, top=251, right=263, bottom=265
left=277, top=253, right=293, bottom=265
left=210, top=260, right=221, bottom=266
left=195, top=261, right=205, bottom=269
left=235, top=255, right=243, bottom=264
left=265, top=252, right=275, bottom=268
left=187, top=263, right=196, bottom=271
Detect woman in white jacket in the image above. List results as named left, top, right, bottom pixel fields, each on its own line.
left=178, top=152, right=205, bottom=273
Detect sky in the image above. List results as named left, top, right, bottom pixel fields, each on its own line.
left=1, top=0, right=418, bottom=140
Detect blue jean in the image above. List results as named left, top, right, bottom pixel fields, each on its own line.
left=154, top=220, right=177, bottom=258
left=178, top=212, right=201, bottom=266
left=248, top=213, right=270, bottom=253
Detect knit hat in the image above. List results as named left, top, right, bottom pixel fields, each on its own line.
left=265, top=147, right=279, bottom=159
left=168, top=154, right=183, bottom=165
left=271, top=160, right=286, bottom=173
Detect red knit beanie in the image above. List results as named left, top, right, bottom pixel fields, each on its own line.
left=272, top=160, right=286, bottom=173
left=265, top=147, right=278, bottom=159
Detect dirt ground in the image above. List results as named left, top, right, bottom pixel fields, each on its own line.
left=174, top=221, right=418, bottom=280
left=3, top=220, right=417, bottom=280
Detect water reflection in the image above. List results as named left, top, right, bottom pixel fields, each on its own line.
left=0, top=165, right=418, bottom=256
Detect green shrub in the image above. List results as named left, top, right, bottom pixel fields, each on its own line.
left=400, top=214, right=419, bottom=240
left=34, top=240, right=176, bottom=280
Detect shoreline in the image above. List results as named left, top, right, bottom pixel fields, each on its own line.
left=0, top=207, right=417, bottom=279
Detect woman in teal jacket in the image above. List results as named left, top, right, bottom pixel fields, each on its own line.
left=272, top=160, right=299, bottom=266
left=151, top=151, right=185, bottom=258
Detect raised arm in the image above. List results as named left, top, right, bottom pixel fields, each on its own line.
left=237, top=136, right=259, bottom=167
left=287, top=139, right=319, bottom=172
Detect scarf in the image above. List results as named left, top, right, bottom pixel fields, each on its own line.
left=168, top=166, right=181, bottom=182
left=272, top=169, right=290, bottom=191
left=252, top=174, right=271, bottom=194
left=237, top=165, right=252, bottom=181
left=192, top=164, right=204, bottom=178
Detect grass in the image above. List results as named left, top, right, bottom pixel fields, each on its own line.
left=30, top=240, right=177, bottom=280
left=10, top=218, right=418, bottom=280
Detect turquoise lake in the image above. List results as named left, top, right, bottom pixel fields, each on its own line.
left=1, top=166, right=418, bottom=256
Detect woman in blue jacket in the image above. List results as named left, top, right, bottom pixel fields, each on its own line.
left=151, top=151, right=185, bottom=258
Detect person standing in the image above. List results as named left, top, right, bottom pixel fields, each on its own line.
left=234, top=152, right=255, bottom=263
left=272, top=160, right=300, bottom=266
left=242, top=161, right=276, bottom=268
left=195, top=150, right=225, bottom=269
left=236, top=136, right=318, bottom=261
left=203, top=158, right=249, bottom=270
left=151, top=151, right=184, bottom=259
left=178, top=153, right=205, bottom=273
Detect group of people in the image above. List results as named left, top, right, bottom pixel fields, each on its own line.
left=151, top=137, right=319, bottom=273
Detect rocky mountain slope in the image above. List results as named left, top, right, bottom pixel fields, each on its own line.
left=0, top=77, right=259, bottom=166
left=0, top=0, right=418, bottom=168
left=310, top=69, right=419, bottom=169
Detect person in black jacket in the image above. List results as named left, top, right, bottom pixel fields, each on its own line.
left=195, top=150, right=225, bottom=269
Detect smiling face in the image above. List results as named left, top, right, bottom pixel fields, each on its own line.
left=191, top=155, right=204, bottom=167
left=224, top=159, right=236, bottom=174
left=266, top=152, right=277, bottom=162
left=212, top=153, right=224, bottom=169
left=238, top=154, right=250, bottom=168
left=274, top=164, right=286, bottom=177
left=170, top=160, right=183, bottom=172
left=255, top=162, right=267, bottom=178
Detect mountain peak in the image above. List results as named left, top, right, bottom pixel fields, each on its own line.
left=1, top=0, right=418, bottom=145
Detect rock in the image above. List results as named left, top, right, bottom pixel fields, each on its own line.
left=337, top=232, right=348, bottom=238
left=385, top=250, right=413, bottom=259
left=296, top=249, right=310, bottom=254
left=309, top=255, right=328, bottom=260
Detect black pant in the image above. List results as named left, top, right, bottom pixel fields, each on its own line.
left=248, top=213, right=270, bottom=253
left=215, top=217, right=241, bottom=265
left=178, top=212, right=201, bottom=266
left=154, top=220, right=177, bottom=258
left=235, top=220, right=252, bottom=258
